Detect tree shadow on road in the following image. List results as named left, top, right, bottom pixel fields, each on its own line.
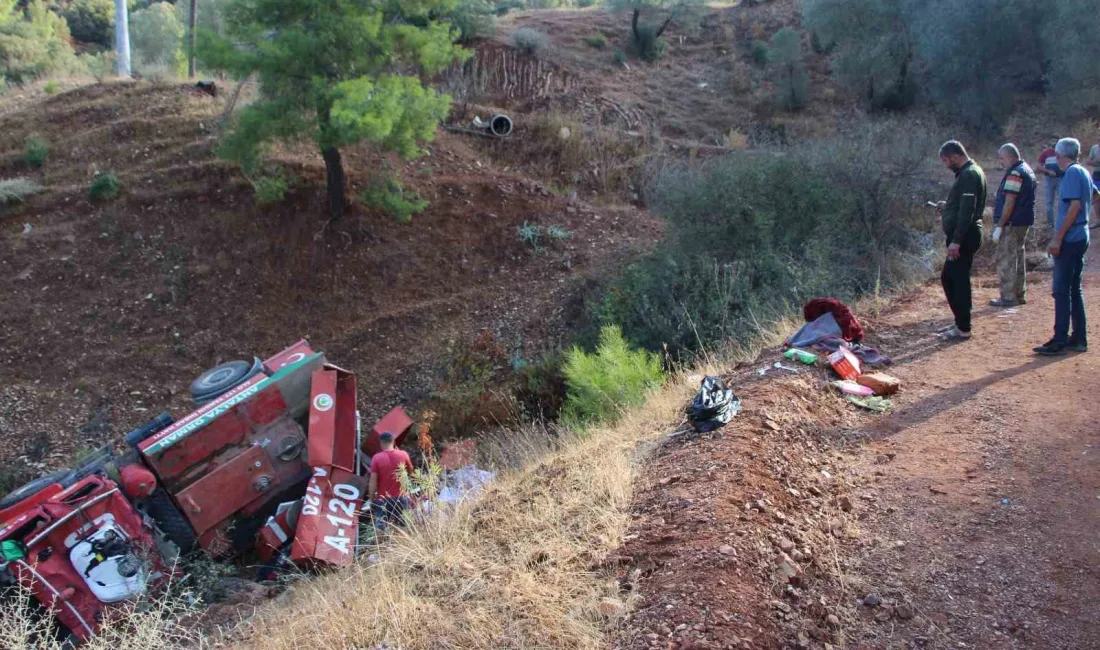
left=855, top=354, right=1071, bottom=440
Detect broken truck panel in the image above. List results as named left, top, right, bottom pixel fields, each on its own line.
left=290, top=467, right=367, bottom=568
left=173, top=445, right=278, bottom=535
left=306, top=366, right=359, bottom=474
left=367, top=406, right=414, bottom=455
left=291, top=365, right=366, bottom=569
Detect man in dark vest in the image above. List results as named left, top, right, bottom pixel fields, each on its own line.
left=936, top=140, right=987, bottom=341
left=989, top=143, right=1037, bottom=308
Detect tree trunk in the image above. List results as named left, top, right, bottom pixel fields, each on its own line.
left=631, top=8, right=640, bottom=42
left=187, top=0, right=198, bottom=79
left=322, top=146, right=346, bottom=219
left=654, top=13, right=676, bottom=39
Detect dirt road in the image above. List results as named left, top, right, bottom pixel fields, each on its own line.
left=616, top=269, right=1100, bottom=650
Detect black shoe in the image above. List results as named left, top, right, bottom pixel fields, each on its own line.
left=1034, top=341, right=1067, bottom=356
left=1067, top=341, right=1088, bottom=353
left=1017, top=298, right=1027, bottom=305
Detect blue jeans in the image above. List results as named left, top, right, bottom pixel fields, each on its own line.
left=1051, top=239, right=1089, bottom=345
left=371, top=496, right=410, bottom=529
left=1044, top=176, right=1059, bottom=226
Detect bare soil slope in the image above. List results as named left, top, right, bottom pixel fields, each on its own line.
left=0, top=82, right=658, bottom=470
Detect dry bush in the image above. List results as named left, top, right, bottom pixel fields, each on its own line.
left=0, top=574, right=205, bottom=650
left=485, top=111, right=651, bottom=199
left=231, top=372, right=710, bottom=650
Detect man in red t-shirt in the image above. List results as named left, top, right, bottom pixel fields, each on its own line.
left=368, top=431, right=414, bottom=528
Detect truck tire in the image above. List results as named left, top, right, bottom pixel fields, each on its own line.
left=143, top=490, right=197, bottom=553
left=0, top=470, right=71, bottom=511
left=189, top=357, right=261, bottom=404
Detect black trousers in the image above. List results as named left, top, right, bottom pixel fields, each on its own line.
left=941, top=232, right=982, bottom=333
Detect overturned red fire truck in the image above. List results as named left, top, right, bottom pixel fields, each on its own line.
left=0, top=341, right=412, bottom=643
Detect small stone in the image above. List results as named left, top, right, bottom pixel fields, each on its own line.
left=778, top=538, right=796, bottom=552
left=719, top=544, right=736, bottom=556
left=864, top=593, right=883, bottom=607
left=839, top=496, right=853, bottom=512
left=775, top=552, right=803, bottom=586
left=896, top=603, right=915, bottom=620
left=875, top=609, right=893, bottom=623
left=826, top=614, right=840, bottom=628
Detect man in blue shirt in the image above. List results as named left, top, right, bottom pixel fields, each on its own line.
left=989, top=143, right=1036, bottom=308
left=1034, top=138, right=1091, bottom=356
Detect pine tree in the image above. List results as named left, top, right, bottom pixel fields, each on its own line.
left=200, top=0, right=468, bottom=218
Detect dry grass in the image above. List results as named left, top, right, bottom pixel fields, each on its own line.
left=0, top=574, right=205, bottom=650
left=232, top=379, right=698, bottom=649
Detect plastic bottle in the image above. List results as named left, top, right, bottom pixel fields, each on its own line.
left=784, top=349, right=818, bottom=365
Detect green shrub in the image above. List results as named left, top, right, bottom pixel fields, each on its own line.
left=628, top=23, right=665, bottom=62
left=88, top=172, right=121, bottom=200
left=21, top=135, right=47, bottom=168
left=769, top=27, right=808, bottom=111
left=613, top=49, right=627, bottom=66
left=561, top=325, right=663, bottom=428
left=1, top=1, right=77, bottom=85
left=42, top=79, right=58, bottom=93
left=80, top=50, right=116, bottom=82
left=360, top=178, right=428, bottom=223
left=446, top=0, right=496, bottom=42
left=252, top=173, right=288, bottom=205
left=513, top=27, right=547, bottom=55
left=0, top=177, right=44, bottom=204
left=592, top=121, right=937, bottom=359
left=750, top=40, right=770, bottom=65
left=61, top=0, right=116, bottom=46
left=493, top=0, right=524, bottom=15
left=584, top=33, right=607, bottom=49
left=130, top=2, right=186, bottom=75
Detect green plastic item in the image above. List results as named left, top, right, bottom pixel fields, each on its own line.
left=1, top=539, right=26, bottom=561
left=784, top=348, right=818, bottom=365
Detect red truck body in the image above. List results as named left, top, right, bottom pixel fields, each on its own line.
left=0, top=341, right=413, bottom=642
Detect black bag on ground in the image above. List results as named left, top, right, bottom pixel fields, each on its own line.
left=688, top=376, right=741, bottom=432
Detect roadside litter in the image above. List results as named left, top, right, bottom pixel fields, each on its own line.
left=833, top=380, right=873, bottom=397
left=846, top=395, right=892, bottom=412
left=688, top=376, right=741, bottom=432
left=782, top=298, right=902, bottom=412
left=784, top=349, right=818, bottom=365
left=856, top=372, right=901, bottom=396
left=827, top=348, right=862, bottom=381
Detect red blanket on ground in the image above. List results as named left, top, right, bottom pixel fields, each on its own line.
left=803, top=298, right=865, bottom=343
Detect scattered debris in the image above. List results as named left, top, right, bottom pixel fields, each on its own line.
left=856, top=372, right=901, bottom=396
left=687, top=376, right=741, bottom=432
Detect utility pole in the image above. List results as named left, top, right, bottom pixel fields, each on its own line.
left=187, top=0, right=197, bottom=78
left=114, top=0, right=131, bottom=77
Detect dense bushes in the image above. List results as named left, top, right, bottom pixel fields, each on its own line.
left=802, top=0, right=1100, bottom=130
left=60, top=0, right=116, bottom=46
left=130, top=2, right=185, bottom=74
left=593, top=121, right=936, bottom=359
left=561, top=325, right=663, bottom=428
left=513, top=27, right=547, bottom=54
left=768, top=27, right=807, bottom=110
left=1, top=1, right=76, bottom=84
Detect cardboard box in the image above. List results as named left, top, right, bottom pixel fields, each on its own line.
left=827, top=348, right=862, bottom=381
left=856, top=372, right=900, bottom=396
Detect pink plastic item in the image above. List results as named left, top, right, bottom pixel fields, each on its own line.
left=835, top=381, right=874, bottom=397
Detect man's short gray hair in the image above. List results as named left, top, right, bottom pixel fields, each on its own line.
left=998, top=143, right=1020, bottom=159
left=1055, top=137, right=1081, bottom=160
